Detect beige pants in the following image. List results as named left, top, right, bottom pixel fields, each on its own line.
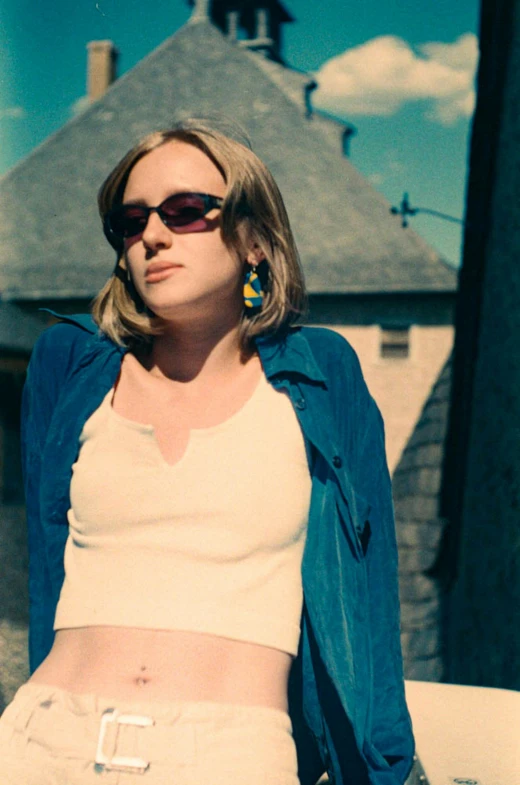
left=0, top=682, right=300, bottom=784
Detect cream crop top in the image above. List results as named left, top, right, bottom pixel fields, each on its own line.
left=54, top=373, right=312, bottom=655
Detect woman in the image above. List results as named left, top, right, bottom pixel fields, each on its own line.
left=1, top=121, right=414, bottom=784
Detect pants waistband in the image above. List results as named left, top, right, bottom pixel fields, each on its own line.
left=6, top=682, right=293, bottom=769
left=13, top=682, right=291, bottom=727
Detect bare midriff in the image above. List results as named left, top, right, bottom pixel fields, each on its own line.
left=28, top=627, right=293, bottom=710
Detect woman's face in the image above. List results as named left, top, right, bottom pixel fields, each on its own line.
left=122, top=140, right=244, bottom=325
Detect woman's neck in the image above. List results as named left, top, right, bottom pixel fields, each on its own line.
left=139, top=317, right=253, bottom=384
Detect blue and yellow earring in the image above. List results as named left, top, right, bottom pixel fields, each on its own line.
left=243, top=265, right=264, bottom=309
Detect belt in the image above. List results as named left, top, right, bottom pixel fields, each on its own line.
left=95, top=708, right=156, bottom=773
left=22, top=701, right=196, bottom=773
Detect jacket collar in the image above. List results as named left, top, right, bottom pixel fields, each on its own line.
left=41, top=309, right=99, bottom=334
left=43, top=312, right=325, bottom=385
left=255, top=329, right=327, bottom=385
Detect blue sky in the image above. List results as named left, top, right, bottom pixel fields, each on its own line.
left=0, top=0, right=479, bottom=265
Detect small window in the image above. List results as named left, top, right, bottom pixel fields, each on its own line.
left=380, top=327, right=410, bottom=359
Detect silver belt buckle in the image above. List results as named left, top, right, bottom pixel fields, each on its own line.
left=95, top=708, right=155, bottom=773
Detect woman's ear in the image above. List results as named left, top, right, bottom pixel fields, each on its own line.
left=246, top=243, right=266, bottom=267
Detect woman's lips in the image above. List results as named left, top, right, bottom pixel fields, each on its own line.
left=144, top=262, right=182, bottom=283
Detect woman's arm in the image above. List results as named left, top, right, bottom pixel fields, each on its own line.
left=354, top=379, right=415, bottom=783
left=299, top=328, right=414, bottom=784
left=21, top=322, right=92, bottom=671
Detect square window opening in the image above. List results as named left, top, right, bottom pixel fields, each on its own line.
left=380, top=327, right=410, bottom=359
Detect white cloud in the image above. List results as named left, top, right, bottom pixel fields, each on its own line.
left=313, top=33, right=478, bottom=125
left=426, top=89, right=477, bottom=126
left=0, top=106, right=27, bottom=120
left=71, top=96, right=91, bottom=116
left=420, top=33, right=477, bottom=70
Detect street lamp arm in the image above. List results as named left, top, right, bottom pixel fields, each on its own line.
left=390, top=192, right=464, bottom=227
left=412, top=207, right=464, bottom=225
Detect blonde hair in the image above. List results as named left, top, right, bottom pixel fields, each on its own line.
left=92, top=120, right=307, bottom=350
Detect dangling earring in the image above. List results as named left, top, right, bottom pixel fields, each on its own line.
left=243, top=265, right=264, bottom=309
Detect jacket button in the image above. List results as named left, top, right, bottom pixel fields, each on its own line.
left=332, top=455, right=342, bottom=468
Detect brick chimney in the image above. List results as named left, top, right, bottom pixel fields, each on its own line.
left=87, top=41, right=118, bottom=102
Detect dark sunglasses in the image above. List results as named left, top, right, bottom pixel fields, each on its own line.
left=104, top=192, right=224, bottom=246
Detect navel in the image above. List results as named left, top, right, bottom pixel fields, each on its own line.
left=134, top=665, right=150, bottom=687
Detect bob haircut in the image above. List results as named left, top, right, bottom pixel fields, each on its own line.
left=92, top=120, right=307, bottom=350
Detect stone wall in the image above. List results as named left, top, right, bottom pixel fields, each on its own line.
left=442, top=0, right=520, bottom=690
left=392, top=360, right=452, bottom=681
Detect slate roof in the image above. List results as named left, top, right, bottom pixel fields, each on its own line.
left=392, top=357, right=452, bottom=681
left=0, top=19, right=457, bottom=301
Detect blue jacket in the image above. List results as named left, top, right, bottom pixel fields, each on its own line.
left=21, top=314, right=414, bottom=785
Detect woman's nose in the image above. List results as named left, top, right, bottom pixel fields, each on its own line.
left=141, top=210, right=173, bottom=248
